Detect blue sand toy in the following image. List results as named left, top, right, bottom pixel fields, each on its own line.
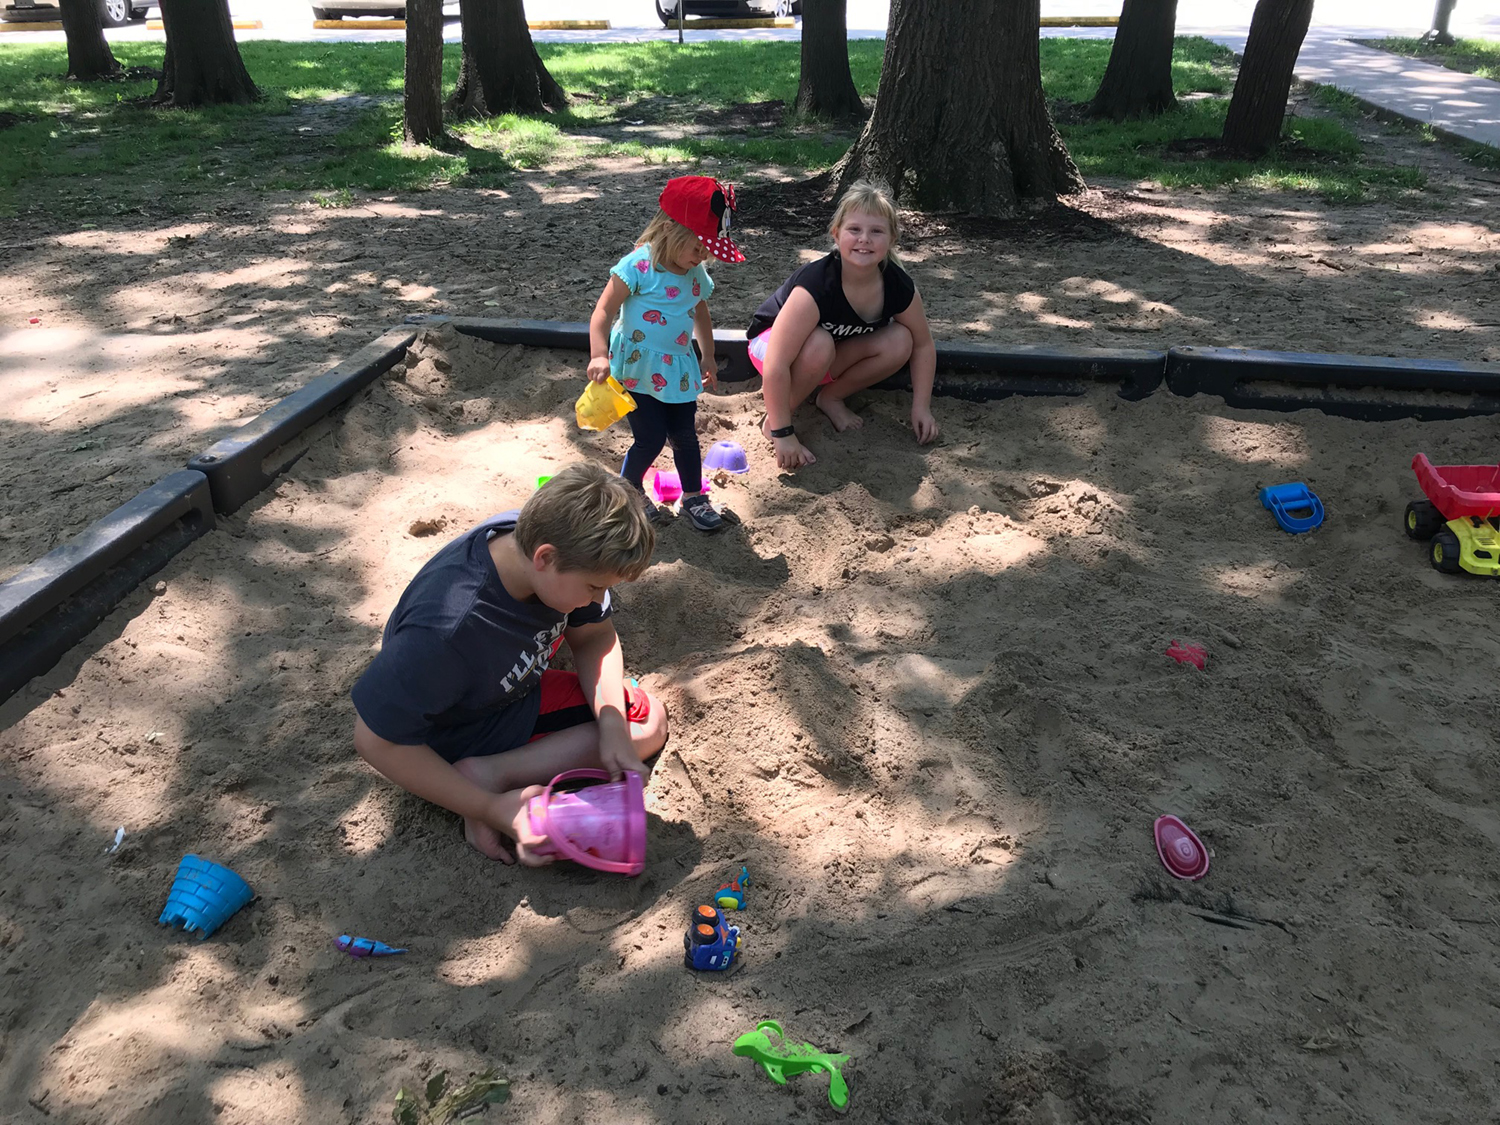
left=1259, top=482, right=1324, bottom=534
left=715, top=865, right=751, bottom=911
left=336, top=935, right=407, bottom=958
left=158, top=855, right=253, bottom=940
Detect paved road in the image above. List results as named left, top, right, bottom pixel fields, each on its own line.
left=8, top=0, right=1498, bottom=43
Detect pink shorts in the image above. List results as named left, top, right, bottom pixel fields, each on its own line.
left=747, top=331, right=834, bottom=386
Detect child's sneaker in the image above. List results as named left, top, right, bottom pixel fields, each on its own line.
left=682, top=493, right=724, bottom=533
left=636, top=486, right=670, bottom=526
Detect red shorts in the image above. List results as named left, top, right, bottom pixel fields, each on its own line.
left=529, top=669, right=651, bottom=742
left=747, top=330, right=835, bottom=386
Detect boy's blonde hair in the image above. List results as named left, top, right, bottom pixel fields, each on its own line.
left=637, top=209, right=704, bottom=267
left=829, top=179, right=901, bottom=265
left=516, top=462, right=655, bottom=580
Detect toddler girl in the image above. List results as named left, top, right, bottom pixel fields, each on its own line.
left=587, top=175, right=744, bottom=532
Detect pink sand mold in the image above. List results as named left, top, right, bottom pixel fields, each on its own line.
left=1154, top=815, right=1209, bottom=881
left=526, top=768, right=646, bottom=875
left=1165, top=640, right=1207, bottom=670
left=648, top=468, right=709, bottom=505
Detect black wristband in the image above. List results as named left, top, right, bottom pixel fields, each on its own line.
left=769, top=424, right=796, bottom=439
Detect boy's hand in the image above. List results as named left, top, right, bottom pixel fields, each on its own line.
left=586, top=356, right=612, bottom=384
left=911, top=407, right=940, bottom=445
left=598, top=729, right=648, bottom=779
left=482, top=786, right=556, bottom=867
left=700, top=360, right=718, bottom=392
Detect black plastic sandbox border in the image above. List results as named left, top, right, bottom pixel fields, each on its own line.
left=0, top=327, right=415, bottom=705
left=188, top=325, right=419, bottom=515
left=1167, top=346, right=1500, bottom=422
left=0, top=470, right=215, bottom=702
left=420, top=315, right=1168, bottom=402
left=5, top=317, right=1500, bottom=705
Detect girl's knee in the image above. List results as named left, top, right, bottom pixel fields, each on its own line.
left=800, top=329, right=836, bottom=372
left=632, top=691, right=669, bottom=761
left=886, top=322, right=914, bottom=362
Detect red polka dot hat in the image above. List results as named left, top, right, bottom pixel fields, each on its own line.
left=658, top=175, right=745, bottom=263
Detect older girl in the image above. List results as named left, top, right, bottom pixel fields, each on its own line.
left=746, top=179, right=939, bottom=471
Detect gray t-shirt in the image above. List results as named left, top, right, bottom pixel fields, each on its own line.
left=350, top=512, right=610, bottom=761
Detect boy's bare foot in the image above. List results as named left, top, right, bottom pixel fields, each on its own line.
left=464, top=815, right=514, bottom=862
left=815, top=390, right=864, bottom=432
left=463, top=785, right=554, bottom=865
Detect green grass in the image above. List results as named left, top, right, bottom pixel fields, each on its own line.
left=1355, top=36, right=1500, bottom=81
left=1046, top=37, right=1426, bottom=200
left=0, top=35, right=1438, bottom=217
left=1040, top=35, right=1236, bottom=103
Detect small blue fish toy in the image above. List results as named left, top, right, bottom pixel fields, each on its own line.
left=336, top=934, right=407, bottom=958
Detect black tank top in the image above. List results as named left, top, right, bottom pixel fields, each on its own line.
left=747, top=251, right=916, bottom=341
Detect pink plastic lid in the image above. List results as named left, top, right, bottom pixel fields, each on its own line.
left=1154, top=815, right=1209, bottom=880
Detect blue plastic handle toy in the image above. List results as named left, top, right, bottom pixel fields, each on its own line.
left=158, top=855, right=253, bottom=940
left=336, top=935, right=407, bottom=958
left=1259, top=482, right=1324, bottom=534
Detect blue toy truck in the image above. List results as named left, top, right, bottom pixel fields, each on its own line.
left=684, top=904, right=741, bottom=971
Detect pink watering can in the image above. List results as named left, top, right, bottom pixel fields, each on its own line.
left=526, top=769, right=646, bottom=875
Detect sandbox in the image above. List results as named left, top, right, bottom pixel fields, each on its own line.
left=1, top=321, right=1498, bottom=1123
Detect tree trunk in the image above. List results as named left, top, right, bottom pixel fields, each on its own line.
left=404, top=0, right=445, bottom=145
left=794, top=0, right=863, bottom=121
left=153, top=0, right=259, bottom=107
left=1087, top=0, right=1178, bottom=120
left=1220, top=0, right=1313, bottom=156
left=834, top=0, right=1082, bottom=217
left=59, top=0, right=121, bottom=81
left=1430, top=0, right=1457, bottom=46
left=447, top=0, right=566, bottom=118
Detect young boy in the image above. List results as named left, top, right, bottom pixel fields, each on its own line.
left=351, top=462, right=667, bottom=866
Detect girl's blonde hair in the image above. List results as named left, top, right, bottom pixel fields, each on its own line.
left=636, top=210, right=704, bottom=267
left=517, top=462, right=655, bottom=580
left=829, top=179, right=901, bottom=266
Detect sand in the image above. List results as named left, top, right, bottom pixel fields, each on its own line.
left=2, top=140, right=1498, bottom=584
left=3, top=317, right=1500, bottom=1124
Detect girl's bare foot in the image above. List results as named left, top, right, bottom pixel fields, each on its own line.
left=815, top=390, right=864, bottom=432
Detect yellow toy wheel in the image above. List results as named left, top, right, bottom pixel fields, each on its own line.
left=1405, top=500, right=1442, bottom=540
left=1431, top=529, right=1463, bottom=574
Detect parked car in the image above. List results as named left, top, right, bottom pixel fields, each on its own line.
left=312, top=1, right=458, bottom=17
left=655, top=0, right=801, bottom=26
left=0, top=0, right=148, bottom=26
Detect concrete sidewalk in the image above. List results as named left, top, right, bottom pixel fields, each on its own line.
left=1193, top=25, right=1500, bottom=151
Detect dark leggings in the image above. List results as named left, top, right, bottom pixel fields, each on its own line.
left=621, top=394, right=701, bottom=494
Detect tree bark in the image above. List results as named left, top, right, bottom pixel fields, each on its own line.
left=447, top=0, right=566, bottom=118
left=1087, top=0, right=1178, bottom=121
left=1429, top=0, right=1457, bottom=46
left=834, top=0, right=1082, bottom=217
left=153, top=0, right=259, bottom=108
left=404, top=0, right=445, bottom=145
left=794, top=0, right=863, bottom=121
left=1220, top=0, right=1313, bottom=156
left=59, top=0, right=121, bottom=81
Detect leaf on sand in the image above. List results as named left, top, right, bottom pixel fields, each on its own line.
left=393, top=1087, right=420, bottom=1125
